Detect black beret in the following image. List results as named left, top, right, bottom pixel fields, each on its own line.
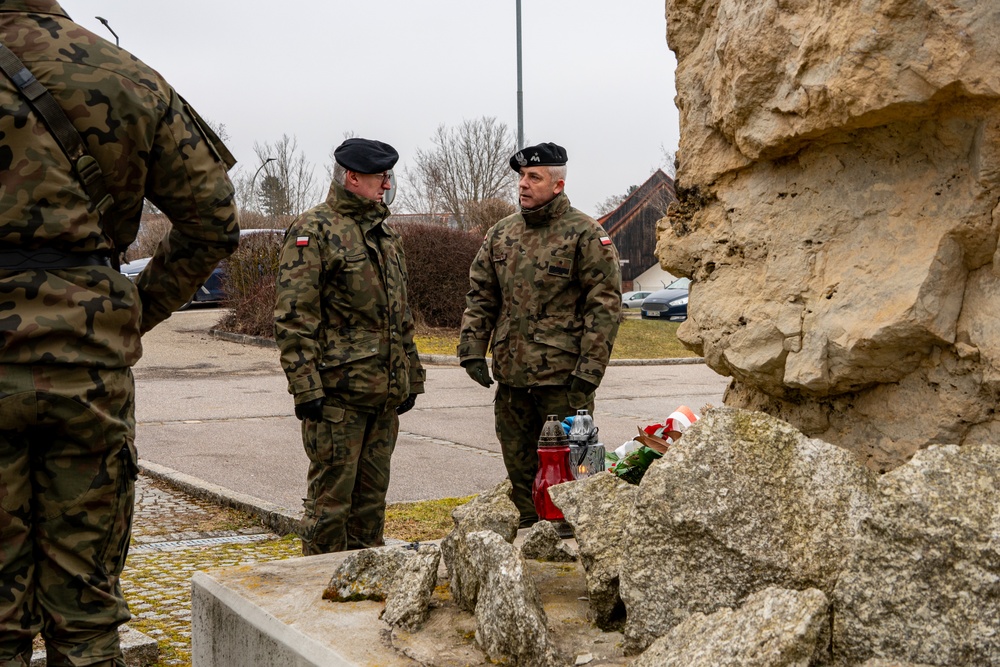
left=509, top=142, right=568, bottom=172
left=334, top=138, right=399, bottom=173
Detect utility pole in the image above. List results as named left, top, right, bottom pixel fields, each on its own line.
left=516, top=0, right=524, bottom=150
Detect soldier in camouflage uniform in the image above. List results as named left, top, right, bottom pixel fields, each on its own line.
left=274, top=138, right=424, bottom=556
left=458, top=142, right=621, bottom=527
left=0, top=2, right=239, bottom=664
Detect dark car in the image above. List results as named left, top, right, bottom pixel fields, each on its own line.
left=120, top=229, right=283, bottom=308
left=640, top=277, right=690, bottom=321
left=120, top=256, right=223, bottom=308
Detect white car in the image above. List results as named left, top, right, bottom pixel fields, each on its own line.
left=621, top=290, right=653, bottom=308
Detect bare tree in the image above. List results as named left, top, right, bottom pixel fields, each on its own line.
left=249, top=135, right=319, bottom=217
left=464, top=197, right=517, bottom=236
left=324, top=130, right=357, bottom=183
left=659, top=143, right=677, bottom=178
left=595, top=185, right=639, bottom=217
left=398, top=117, right=517, bottom=231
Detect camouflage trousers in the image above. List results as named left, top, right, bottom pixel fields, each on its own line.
left=299, top=399, right=398, bottom=555
left=494, top=383, right=594, bottom=525
left=0, top=365, right=137, bottom=667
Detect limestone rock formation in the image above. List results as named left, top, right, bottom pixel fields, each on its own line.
left=549, top=471, right=638, bottom=629
left=659, top=0, right=1000, bottom=472
left=324, top=543, right=441, bottom=631
left=832, top=443, right=1000, bottom=666
left=520, top=520, right=578, bottom=563
left=619, top=408, right=877, bottom=654
left=466, top=530, right=562, bottom=667
left=381, top=544, right=441, bottom=632
left=628, top=587, right=830, bottom=667
left=322, top=546, right=411, bottom=602
left=440, top=480, right=519, bottom=612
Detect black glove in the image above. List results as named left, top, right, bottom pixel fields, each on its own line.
left=463, top=359, right=494, bottom=388
left=568, top=376, right=598, bottom=408
left=396, top=394, right=416, bottom=415
left=570, top=376, right=598, bottom=396
left=294, top=397, right=325, bottom=421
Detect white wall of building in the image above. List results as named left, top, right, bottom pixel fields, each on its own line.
left=629, top=264, right=677, bottom=291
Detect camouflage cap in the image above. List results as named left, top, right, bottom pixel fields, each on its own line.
left=334, top=138, right=398, bottom=174
left=509, top=142, right=568, bottom=171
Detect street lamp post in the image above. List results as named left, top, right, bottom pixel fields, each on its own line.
left=516, top=0, right=524, bottom=150
left=250, top=157, right=276, bottom=212
left=95, top=16, right=119, bottom=46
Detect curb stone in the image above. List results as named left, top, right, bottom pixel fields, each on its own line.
left=207, top=329, right=704, bottom=367
left=139, top=460, right=302, bottom=537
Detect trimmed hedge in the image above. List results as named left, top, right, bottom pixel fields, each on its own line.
left=219, top=222, right=481, bottom=337
left=393, top=222, right=481, bottom=329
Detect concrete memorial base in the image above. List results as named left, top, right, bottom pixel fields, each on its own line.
left=192, top=540, right=628, bottom=667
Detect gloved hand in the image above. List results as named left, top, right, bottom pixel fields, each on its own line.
left=463, top=359, right=494, bottom=388
left=568, top=376, right=598, bottom=408
left=294, top=397, right=325, bottom=421
left=396, top=394, right=416, bottom=415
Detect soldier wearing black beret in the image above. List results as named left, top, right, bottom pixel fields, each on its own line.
left=275, top=137, right=424, bottom=554
left=335, top=137, right=399, bottom=175
left=508, top=141, right=568, bottom=171
left=459, top=142, right=623, bottom=530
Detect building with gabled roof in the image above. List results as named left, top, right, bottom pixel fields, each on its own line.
left=599, top=169, right=676, bottom=289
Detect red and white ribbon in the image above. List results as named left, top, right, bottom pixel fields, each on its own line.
left=643, top=405, right=698, bottom=444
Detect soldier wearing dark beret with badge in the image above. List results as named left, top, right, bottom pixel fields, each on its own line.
left=274, top=137, right=424, bottom=555
left=458, top=142, right=622, bottom=527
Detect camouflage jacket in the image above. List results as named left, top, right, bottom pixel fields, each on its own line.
left=274, top=181, right=425, bottom=411
left=0, top=0, right=239, bottom=369
left=458, top=192, right=622, bottom=387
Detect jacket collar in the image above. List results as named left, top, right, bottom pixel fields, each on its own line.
left=326, top=180, right=390, bottom=232
left=0, top=0, right=68, bottom=16
left=521, top=192, right=570, bottom=227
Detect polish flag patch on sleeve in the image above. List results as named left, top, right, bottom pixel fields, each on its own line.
left=296, top=236, right=310, bottom=247
left=600, top=236, right=613, bottom=246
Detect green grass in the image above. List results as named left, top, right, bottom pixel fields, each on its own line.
left=414, top=317, right=698, bottom=359
left=384, top=495, right=475, bottom=542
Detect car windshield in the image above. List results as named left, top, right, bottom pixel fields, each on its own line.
left=665, top=277, right=691, bottom=290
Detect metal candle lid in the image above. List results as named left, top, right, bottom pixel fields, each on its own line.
left=538, top=414, right=569, bottom=448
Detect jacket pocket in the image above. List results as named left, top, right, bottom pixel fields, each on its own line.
left=531, top=326, right=580, bottom=355
left=321, top=331, right=381, bottom=367
left=490, top=319, right=510, bottom=352
left=537, top=253, right=575, bottom=309
left=321, top=405, right=346, bottom=423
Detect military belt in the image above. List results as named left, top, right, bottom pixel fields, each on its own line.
left=0, top=249, right=112, bottom=271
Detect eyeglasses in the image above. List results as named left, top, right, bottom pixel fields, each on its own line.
left=371, top=171, right=392, bottom=185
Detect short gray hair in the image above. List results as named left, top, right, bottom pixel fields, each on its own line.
left=332, top=162, right=347, bottom=186
left=548, top=165, right=567, bottom=182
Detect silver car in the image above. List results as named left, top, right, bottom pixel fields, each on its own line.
left=621, top=290, right=653, bottom=308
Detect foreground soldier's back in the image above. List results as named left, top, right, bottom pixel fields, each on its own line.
left=0, top=1, right=239, bottom=665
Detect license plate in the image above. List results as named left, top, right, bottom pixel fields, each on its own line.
left=645, top=311, right=660, bottom=317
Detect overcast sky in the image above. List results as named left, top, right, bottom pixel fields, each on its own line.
left=73, top=1, right=678, bottom=217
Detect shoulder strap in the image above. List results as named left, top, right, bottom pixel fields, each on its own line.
left=0, top=42, right=115, bottom=219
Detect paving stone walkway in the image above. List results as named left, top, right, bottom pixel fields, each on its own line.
left=122, top=475, right=302, bottom=666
